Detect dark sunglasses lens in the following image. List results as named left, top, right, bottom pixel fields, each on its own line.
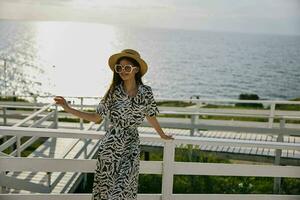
left=115, top=65, right=122, bottom=73
left=124, top=65, right=132, bottom=72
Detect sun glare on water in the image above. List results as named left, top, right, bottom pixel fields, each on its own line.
left=34, top=21, right=118, bottom=98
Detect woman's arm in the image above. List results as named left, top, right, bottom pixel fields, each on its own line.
left=146, top=115, right=174, bottom=140
left=64, top=106, right=103, bottom=124
left=53, top=96, right=103, bottom=124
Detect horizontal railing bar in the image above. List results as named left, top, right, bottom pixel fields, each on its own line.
left=1, top=94, right=300, bottom=104
left=173, top=194, right=300, bottom=200
left=0, top=174, right=50, bottom=193
left=160, top=111, right=300, bottom=120
left=173, top=135, right=300, bottom=150
left=2, top=108, right=300, bottom=121
left=1, top=158, right=300, bottom=178
left=161, top=111, right=270, bottom=117
left=1, top=126, right=299, bottom=150
left=0, top=193, right=161, bottom=200
left=173, top=162, right=300, bottom=178
left=0, top=104, right=269, bottom=112
left=0, top=104, right=94, bottom=109
left=179, top=123, right=300, bottom=136
left=2, top=116, right=300, bottom=136
left=0, top=157, right=162, bottom=174
left=0, top=126, right=106, bottom=140
left=0, top=105, right=44, bottom=109
left=0, top=193, right=299, bottom=200
left=0, top=102, right=47, bottom=106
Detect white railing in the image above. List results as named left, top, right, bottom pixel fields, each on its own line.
left=0, top=126, right=300, bottom=200
left=0, top=102, right=107, bottom=160
left=1, top=97, right=300, bottom=134
left=0, top=102, right=104, bottom=193
left=0, top=103, right=58, bottom=157
left=0, top=97, right=299, bottom=199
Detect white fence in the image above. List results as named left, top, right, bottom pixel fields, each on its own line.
left=0, top=126, right=300, bottom=200
left=1, top=97, right=300, bottom=160
left=0, top=97, right=300, bottom=199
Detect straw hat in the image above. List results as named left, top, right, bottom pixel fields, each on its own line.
left=108, top=49, right=148, bottom=76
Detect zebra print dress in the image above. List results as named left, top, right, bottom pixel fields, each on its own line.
left=91, top=82, right=159, bottom=200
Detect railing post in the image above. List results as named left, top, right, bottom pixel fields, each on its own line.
left=33, top=94, right=38, bottom=123
left=83, top=134, right=88, bottom=190
left=16, top=136, right=21, bottom=157
left=2, top=107, right=11, bottom=152
left=80, top=97, right=84, bottom=130
left=196, top=100, right=202, bottom=135
left=161, top=140, right=175, bottom=200
left=273, top=118, right=284, bottom=194
left=47, top=171, right=51, bottom=191
left=3, top=107, right=7, bottom=125
left=190, top=100, right=202, bottom=136
left=268, top=103, right=276, bottom=128
left=190, top=114, right=196, bottom=136
left=0, top=171, right=7, bottom=193
left=54, top=104, right=58, bottom=129
left=84, top=139, right=88, bottom=159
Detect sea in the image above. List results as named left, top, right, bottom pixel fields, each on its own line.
left=0, top=20, right=299, bottom=104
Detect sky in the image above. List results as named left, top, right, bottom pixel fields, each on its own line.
left=0, top=0, right=300, bottom=35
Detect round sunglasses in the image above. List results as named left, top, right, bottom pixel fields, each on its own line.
left=114, top=64, right=137, bottom=73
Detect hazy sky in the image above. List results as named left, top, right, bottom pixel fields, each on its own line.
left=0, top=0, right=300, bottom=35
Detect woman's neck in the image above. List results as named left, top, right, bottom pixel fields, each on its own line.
left=122, top=80, right=138, bottom=94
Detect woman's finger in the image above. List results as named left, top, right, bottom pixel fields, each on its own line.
left=54, top=96, right=64, bottom=100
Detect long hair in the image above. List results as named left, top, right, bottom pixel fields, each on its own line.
left=101, top=56, right=144, bottom=103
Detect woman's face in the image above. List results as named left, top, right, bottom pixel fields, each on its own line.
left=118, top=58, right=139, bottom=81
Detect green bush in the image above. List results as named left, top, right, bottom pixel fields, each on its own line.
left=235, top=93, right=263, bottom=108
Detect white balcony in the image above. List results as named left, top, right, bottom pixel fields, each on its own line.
left=0, top=96, right=300, bottom=199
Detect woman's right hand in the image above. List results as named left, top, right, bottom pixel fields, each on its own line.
left=53, top=96, right=70, bottom=111
left=53, top=96, right=101, bottom=123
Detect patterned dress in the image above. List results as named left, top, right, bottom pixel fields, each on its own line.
left=91, top=82, right=159, bottom=200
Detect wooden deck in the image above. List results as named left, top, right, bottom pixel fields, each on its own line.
left=137, top=127, right=300, bottom=160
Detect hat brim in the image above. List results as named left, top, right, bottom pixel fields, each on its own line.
left=108, top=52, right=148, bottom=76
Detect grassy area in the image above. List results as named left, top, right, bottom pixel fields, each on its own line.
left=0, top=96, right=28, bottom=102
left=157, top=100, right=195, bottom=107
left=276, top=97, right=300, bottom=111
left=0, top=96, right=37, bottom=111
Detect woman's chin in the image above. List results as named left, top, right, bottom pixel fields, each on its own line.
left=120, top=74, right=130, bottom=80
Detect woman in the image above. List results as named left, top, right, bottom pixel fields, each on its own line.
left=53, top=49, right=174, bottom=200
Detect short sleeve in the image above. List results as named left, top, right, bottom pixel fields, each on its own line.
left=145, top=86, right=160, bottom=117
left=96, top=93, right=111, bottom=118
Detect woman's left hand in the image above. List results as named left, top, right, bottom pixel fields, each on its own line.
left=160, top=133, right=175, bottom=140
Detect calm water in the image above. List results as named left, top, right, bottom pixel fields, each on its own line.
left=0, top=20, right=299, bottom=103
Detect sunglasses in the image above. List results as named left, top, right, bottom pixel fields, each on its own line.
left=114, top=64, right=137, bottom=73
